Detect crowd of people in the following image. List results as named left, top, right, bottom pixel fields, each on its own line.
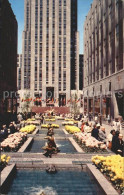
left=0, top=111, right=123, bottom=157
left=77, top=115, right=123, bottom=156
left=0, top=121, right=21, bottom=142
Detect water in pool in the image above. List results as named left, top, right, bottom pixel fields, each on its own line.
left=27, top=139, right=77, bottom=153
left=6, top=169, right=99, bottom=195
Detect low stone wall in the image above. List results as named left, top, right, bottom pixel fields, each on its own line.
left=0, top=164, right=16, bottom=193
left=18, top=137, right=33, bottom=153
left=62, top=129, right=69, bottom=134
left=69, top=137, right=84, bottom=153
left=87, top=164, right=119, bottom=195
left=32, top=128, right=39, bottom=135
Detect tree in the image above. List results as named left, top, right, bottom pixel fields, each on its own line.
left=70, top=93, right=80, bottom=118
left=22, top=93, right=32, bottom=117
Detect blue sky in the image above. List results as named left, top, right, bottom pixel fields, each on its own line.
left=9, top=0, right=93, bottom=54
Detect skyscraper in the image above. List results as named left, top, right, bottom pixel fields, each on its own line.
left=0, top=0, right=18, bottom=125
left=17, top=54, right=22, bottom=91
left=83, top=0, right=124, bottom=119
left=21, top=0, right=79, bottom=107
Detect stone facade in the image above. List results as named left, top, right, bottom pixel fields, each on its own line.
left=0, top=0, right=18, bottom=125
left=83, top=0, right=124, bottom=119
left=17, top=54, right=22, bottom=91
left=79, top=54, right=84, bottom=90
left=21, top=0, right=79, bottom=107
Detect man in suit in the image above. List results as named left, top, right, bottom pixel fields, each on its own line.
left=112, top=133, right=124, bottom=156
left=91, top=124, right=100, bottom=140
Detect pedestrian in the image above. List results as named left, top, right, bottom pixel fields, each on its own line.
left=107, top=114, right=111, bottom=125
left=98, top=113, right=102, bottom=126
left=89, top=113, right=92, bottom=121
left=112, top=118, right=121, bottom=131
left=78, top=119, right=82, bottom=129
left=17, top=113, right=23, bottom=122
left=94, top=115, right=98, bottom=124
left=1, top=125, right=8, bottom=139
left=107, top=130, right=115, bottom=149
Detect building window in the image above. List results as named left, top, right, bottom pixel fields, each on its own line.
left=63, top=83, right=66, bottom=91
left=59, top=82, right=61, bottom=91
left=116, top=24, right=119, bottom=39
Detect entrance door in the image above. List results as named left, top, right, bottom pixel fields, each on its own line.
left=115, top=91, right=124, bottom=119
left=59, top=94, right=66, bottom=107
left=46, top=87, right=54, bottom=106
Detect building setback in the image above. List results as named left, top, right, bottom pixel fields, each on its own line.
left=17, top=54, right=22, bottom=91
left=21, top=0, right=79, bottom=107
left=0, top=0, right=18, bottom=126
left=79, top=54, right=83, bottom=90
left=83, top=0, right=124, bottom=119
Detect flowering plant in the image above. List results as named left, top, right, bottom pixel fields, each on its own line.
left=92, top=155, right=124, bottom=193
left=45, top=119, right=56, bottom=121
left=0, top=154, right=11, bottom=171
left=20, top=125, right=36, bottom=133
left=41, top=124, right=59, bottom=128
left=73, top=132, right=107, bottom=153
left=65, top=125, right=80, bottom=134
left=65, top=118, right=74, bottom=121
left=1, top=132, right=27, bottom=152
left=62, top=121, right=74, bottom=125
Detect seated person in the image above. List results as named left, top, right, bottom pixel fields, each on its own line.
left=1, top=125, right=8, bottom=139
left=91, top=124, right=100, bottom=140
left=112, top=133, right=123, bottom=156
left=98, top=126, right=106, bottom=143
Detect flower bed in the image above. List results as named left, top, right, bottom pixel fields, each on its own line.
left=74, top=120, right=78, bottom=124
left=26, top=120, right=40, bottom=125
left=41, top=124, right=49, bottom=128
left=20, top=125, right=36, bottom=134
left=65, top=125, right=80, bottom=134
left=73, top=132, right=107, bottom=153
left=92, top=155, right=124, bottom=193
left=26, top=118, right=35, bottom=121
left=41, top=124, right=59, bottom=128
left=65, top=118, right=74, bottom=121
left=45, top=118, right=56, bottom=121
left=1, top=132, right=27, bottom=152
left=62, top=121, right=74, bottom=125
left=56, top=116, right=65, bottom=120
left=51, top=124, right=59, bottom=128
left=0, top=154, right=11, bottom=171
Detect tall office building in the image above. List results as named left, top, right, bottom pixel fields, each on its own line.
left=79, top=54, right=83, bottom=90
left=0, top=0, right=18, bottom=125
left=17, top=54, right=22, bottom=90
left=21, top=0, right=79, bottom=107
left=83, top=0, right=124, bottom=119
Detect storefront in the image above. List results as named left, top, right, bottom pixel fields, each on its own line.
left=89, top=98, right=93, bottom=112
left=84, top=98, right=87, bottom=114
left=115, top=91, right=124, bottom=119
left=94, top=97, right=100, bottom=114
